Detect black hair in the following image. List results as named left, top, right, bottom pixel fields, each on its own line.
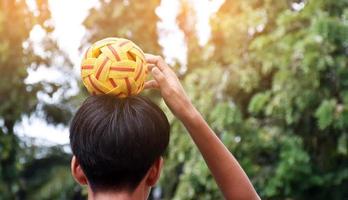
left=69, top=95, right=170, bottom=192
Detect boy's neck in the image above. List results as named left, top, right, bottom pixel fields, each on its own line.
left=87, top=185, right=150, bottom=200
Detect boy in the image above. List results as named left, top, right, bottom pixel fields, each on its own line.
left=70, top=54, right=260, bottom=200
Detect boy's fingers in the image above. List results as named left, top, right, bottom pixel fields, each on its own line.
left=147, top=64, right=156, bottom=71
left=144, top=53, right=157, bottom=64
left=144, top=80, right=159, bottom=89
left=151, top=67, right=168, bottom=88
left=145, top=54, right=166, bottom=71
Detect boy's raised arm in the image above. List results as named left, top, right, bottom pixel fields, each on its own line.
left=144, top=54, right=260, bottom=200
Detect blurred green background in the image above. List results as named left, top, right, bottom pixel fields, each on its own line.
left=0, top=0, right=347, bottom=199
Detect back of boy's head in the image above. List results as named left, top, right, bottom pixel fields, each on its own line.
left=69, top=95, right=170, bottom=192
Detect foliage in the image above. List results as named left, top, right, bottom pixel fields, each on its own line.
left=161, top=0, right=348, bottom=199
left=81, top=0, right=348, bottom=199
left=82, top=0, right=162, bottom=54
left=82, top=0, right=348, bottom=199
left=1, top=0, right=347, bottom=199
left=0, top=0, right=76, bottom=199
left=19, top=144, right=77, bottom=200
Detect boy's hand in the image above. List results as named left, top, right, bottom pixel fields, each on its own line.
left=144, top=53, right=260, bottom=200
left=144, top=54, right=194, bottom=120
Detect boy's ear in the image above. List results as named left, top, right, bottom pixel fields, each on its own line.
left=71, top=156, right=88, bottom=185
left=146, top=157, right=164, bottom=186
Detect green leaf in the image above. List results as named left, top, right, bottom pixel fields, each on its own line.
left=315, top=99, right=337, bottom=130
left=248, top=92, right=271, bottom=114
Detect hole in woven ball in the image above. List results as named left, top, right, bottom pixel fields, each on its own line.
left=127, top=51, right=136, bottom=61
left=92, top=48, right=102, bottom=58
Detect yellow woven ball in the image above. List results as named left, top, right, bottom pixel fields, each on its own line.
left=81, top=37, right=148, bottom=98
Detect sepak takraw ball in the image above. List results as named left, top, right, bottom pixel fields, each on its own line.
left=81, top=37, right=148, bottom=98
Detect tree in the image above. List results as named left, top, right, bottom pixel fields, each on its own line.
left=160, top=0, right=348, bottom=199
left=81, top=0, right=348, bottom=199
left=82, top=0, right=161, bottom=54
left=0, top=0, right=75, bottom=199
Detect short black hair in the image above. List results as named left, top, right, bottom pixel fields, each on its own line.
left=69, top=95, right=170, bottom=192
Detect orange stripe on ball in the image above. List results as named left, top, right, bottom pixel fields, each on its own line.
left=107, top=45, right=121, bottom=61
left=82, top=65, right=93, bottom=69
left=125, top=78, right=131, bottom=95
left=88, top=76, right=104, bottom=94
left=110, top=67, right=135, bottom=72
left=109, top=78, right=117, bottom=87
left=96, top=58, right=109, bottom=80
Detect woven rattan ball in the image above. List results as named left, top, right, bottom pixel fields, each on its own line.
left=81, top=37, right=148, bottom=98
